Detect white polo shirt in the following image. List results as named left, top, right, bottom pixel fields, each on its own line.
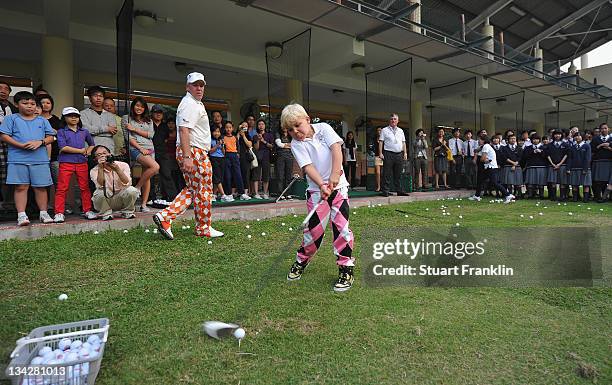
left=291, top=122, right=349, bottom=192
left=176, top=92, right=211, bottom=151
left=481, top=143, right=498, bottom=169
left=379, top=125, right=405, bottom=153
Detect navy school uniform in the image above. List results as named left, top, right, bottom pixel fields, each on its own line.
left=501, top=144, right=523, bottom=185
left=567, top=142, right=592, bottom=187
left=591, top=134, right=612, bottom=183
left=545, top=140, right=569, bottom=185
left=523, top=144, right=548, bottom=186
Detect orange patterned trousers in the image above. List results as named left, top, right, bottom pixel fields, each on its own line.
left=158, top=147, right=213, bottom=236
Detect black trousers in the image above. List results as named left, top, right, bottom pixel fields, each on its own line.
left=450, top=155, right=464, bottom=187
left=275, top=155, right=293, bottom=192
left=383, top=150, right=404, bottom=194
left=153, top=156, right=178, bottom=200
left=464, top=158, right=477, bottom=189
left=475, top=168, right=509, bottom=197
left=343, top=161, right=357, bottom=187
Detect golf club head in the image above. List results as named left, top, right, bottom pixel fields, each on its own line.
left=203, top=321, right=239, bottom=340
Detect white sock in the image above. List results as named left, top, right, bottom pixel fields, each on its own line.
left=40, top=210, right=48, bottom=215
left=18, top=211, right=27, bottom=217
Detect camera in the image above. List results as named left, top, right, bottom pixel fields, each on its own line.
left=105, top=154, right=116, bottom=163
left=242, top=127, right=248, bottom=132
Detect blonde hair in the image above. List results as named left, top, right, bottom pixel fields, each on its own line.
left=280, top=103, right=309, bottom=130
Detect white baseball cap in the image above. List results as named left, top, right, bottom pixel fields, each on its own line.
left=61, top=107, right=80, bottom=116
left=186, top=72, right=206, bottom=85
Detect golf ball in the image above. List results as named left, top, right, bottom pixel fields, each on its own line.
left=70, top=340, right=82, bottom=351
left=600, top=208, right=604, bottom=211
left=234, top=328, right=246, bottom=339
left=459, top=215, right=463, bottom=219
left=145, top=229, right=150, bottom=233
left=93, top=231, right=99, bottom=235
left=58, top=293, right=68, bottom=301
left=246, top=225, right=250, bottom=229
left=568, top=212, right=573, bottom=216
left=261, top=232, right=266, bottom=236
left=520, top=214, right=524, bottom=218
left=529, top=216, right=533, bottom=219
left=58, top=338, right=71, bottom=351
left=186, top=225, right=190, bottom=229
left=405, top=214, right=408, bottom=218
left=181, top=226, right=186, bottom=230
left=38, top=346, right=53, bottom=357
left=352, top=211, right=356, bottom=215
left=455, top=223, right=460, bottom=227
left=153, top=229, right=158, bottom=233
left=425, top=208, right=429, bottom=211
left=539, top=212, right=543, bottom=216
left=281, top=222, right=285, bottom=226
left=87, top=335, right=100, bottom=345
left=256, top=218, right=260, bottom=222
left=288, top=227, right=293, bottom=231
left=207, top=240, right=212, bottom=245
left=293, top=214, right=297, bottom=218
left=247, top=235, right=252, bottom=239
left=30, top=356, right=44, bottom=365
left=587, top=207, right=591, bottom=210
left=123, top=229, right=128, bottom=233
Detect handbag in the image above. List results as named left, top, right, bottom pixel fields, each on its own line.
left=249, top=147, right=258, bottom=169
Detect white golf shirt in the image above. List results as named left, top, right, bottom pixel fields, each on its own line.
left=291, top=122, right=349, bottom=192
left=379, top=125, right=405, bottom=153
left=176, top=92, right=211, bottom=151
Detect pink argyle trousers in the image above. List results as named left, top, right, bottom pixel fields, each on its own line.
left=296, top=187, right=355, bottom=267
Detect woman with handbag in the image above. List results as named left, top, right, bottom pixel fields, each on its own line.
left=432, top=127, right=450, bottom=190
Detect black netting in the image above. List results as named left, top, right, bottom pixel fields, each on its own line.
left=266, top=29, right=311, bottom=134
left=479, top=91, right=525, bottom=133
left=365, top=58, right=412, bottom=139
left=545, top=107, right=587, bottom=130
left=116, top=0, right=133, bottom=159
left=429, top=77, right=476, bottom=136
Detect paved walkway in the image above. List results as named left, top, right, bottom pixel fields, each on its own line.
left=0, top=190, right=472, bottom=241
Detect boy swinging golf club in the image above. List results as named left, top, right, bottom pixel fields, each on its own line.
left=281, top=103, right=356, bottom=292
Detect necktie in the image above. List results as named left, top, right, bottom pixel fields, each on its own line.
left=455, top=139, right=459, bottom=156
left=467, top=141, right=471, bottom=156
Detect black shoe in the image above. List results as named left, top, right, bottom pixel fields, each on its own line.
left=287, top=260, right=308, bottom=281
left=397, top=192, right=410, bottom=196
left=381, top=191, right=390, bottom=197
left=333, top=265, right=354, bottom=292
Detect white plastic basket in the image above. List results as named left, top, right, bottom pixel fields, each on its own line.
left=5, top=318, right=110, bottom=385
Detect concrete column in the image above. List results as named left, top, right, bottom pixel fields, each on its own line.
left=533, top=121, right=544, bottom=136
left=286, top=79, right=303, bottom=105
left=482, top=113, right=495, bottom=132
left=481, top=20, right=494, bottom=60
left=408, top=0, right=421, bottom=34
left=410, top=100, right=423, bottom=141
left=42, top=36, right=74, bottom=109
left=229, top=89, right=242, bottom=123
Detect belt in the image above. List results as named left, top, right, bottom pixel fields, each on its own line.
left=384, top=150, right=403, bottom=154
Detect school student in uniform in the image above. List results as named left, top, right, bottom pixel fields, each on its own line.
left=501, top=135, right=523, bottom=199
left=448, top=128, right=464, bottom=188
left=468, top=135, right=514, bottom=203
left=545, top=130, right=570, bottom=201
left=567, top=131, right=592, bottom=202
left=590, top=123, right=611, bottom=202
left=463, top=130, right=478, bottom=189
left=491, top=135, right=504, bottom=197
left=523, top=134, right=548, bottom=199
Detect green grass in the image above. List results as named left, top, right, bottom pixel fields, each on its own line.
left=0, top=199, right=610, bottom=385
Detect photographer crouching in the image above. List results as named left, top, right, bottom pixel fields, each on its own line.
left=90, top=145, right=140, bottom=220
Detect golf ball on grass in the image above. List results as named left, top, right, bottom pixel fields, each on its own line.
left=93, top=231, right=99, bottom=235
left=123, top=230, right=128, bottom=234
left=293, top=214, right=297, bottom=218
left=207, top=240, right=212, bottom=245
left=256, top=218, right=260, bottom=222
left=245, top=225, right=250, bottom=229
left=247, top=235, right=252, bottom=239
left=58, top=293, right=68, bottom=301
left=281, top=223, right=285, bottom=226
left=153, top=229, right=158, bottom=233
left=261, top=232, right=266, bottom=236
left=529, top=216, right=533, bottom=219
left=288, top=227, right=293, bottom=231
left=145, top=229, right=150, bottom=233
left=568, top=212, right=573, bottom=216
left=234, top=328, right=245, bottom=339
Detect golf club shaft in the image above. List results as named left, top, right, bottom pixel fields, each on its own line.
left=302, top=200, right=322, bottom=229
left=276, top=176, right=300, bottom=203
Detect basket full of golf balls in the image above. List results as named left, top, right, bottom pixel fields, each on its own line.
left=5, top=318, right=110, bottom=385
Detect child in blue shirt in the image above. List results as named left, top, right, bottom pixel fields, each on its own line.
left=0, top=91, right=56, bottom=225
left=210, top=126, right=232, bottom=202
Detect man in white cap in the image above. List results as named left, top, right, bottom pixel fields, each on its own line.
left=153, top=72, right=223, bottom=239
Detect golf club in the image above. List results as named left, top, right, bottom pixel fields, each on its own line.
left=276, top=174, right=301, bottom=202
left=302, top=200, right=323, bottom=229
left=203, top=321, right=240, bottom=339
